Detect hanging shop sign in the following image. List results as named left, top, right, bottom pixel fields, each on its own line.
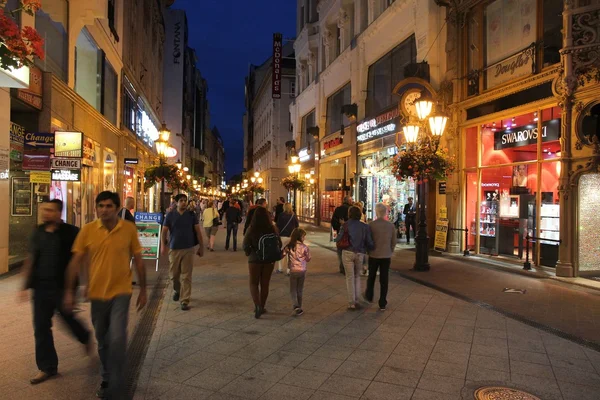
left=82, top=137, right=98, bottom=166
left=16, top=66, right=43, bottom=110
left=51, top=158, right=81, bottom=169
left=272, top=33, right=282, bottom=99
left=356, top=109, right=400, bottom=143
left=51, top=169, right=81, bottom=182
left=434, top=218, right=449, bottom=252
left=23, top=132, right=54, bottom=170
left=323, top=137, right=343, bottom=151
left=124, top=158, right=139, bottom=165
left=494, top=119, right=560, bottom=150
left=29, top=171, right=51, bottom=184
left=298, top=148, right=311, bottom=163
left=54, top=131, right=83, bottom=158
left=10, top=122, right=25, bottom=161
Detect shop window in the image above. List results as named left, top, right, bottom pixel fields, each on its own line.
left=122, top=89, right=137, bottom=133
left=103, top=60, right=118, bottom=125
left=75, top=28, right=102, bottom=111
left=541, top=106, right=561, bottom=159
left=465, top=127, right=478, bottom=168
left=35, top=0, right=68, bottom=82
left=578, top=173, right=600, bottom=273
left=326, top=83, right=351, bottom=135
left=481, top=111, right=539, bottom=165
left=108, top=0, right=119, bottom=41
left=465, top=171, right=478, bottom=251
left=366, top=35, right=416, bottom=116
left=300, top=109, right=316, bottom=148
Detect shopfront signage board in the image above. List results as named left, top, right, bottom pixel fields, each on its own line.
left=10, top=122, right=25, bottom=161
left=438, top=182, right=447, bottom=195
left=54, top=131, right=83, bottom=158
left=357, top=109, right=400, bottom=143
left=51, top=158, right=81, bottom=169
left=434, top=218, right=449, bottom=252
left=51, top=169, right=81, bottom=182
left=124, top=158, right=139, bottom=165
left=23, top=132, right=54, bottom=170
left=272, top=33, right=282, bottom=99
left=323, top=137, right=343, bottom=150
left=135, top=212, right=163, bottom=271
left=298, top=148, right=311, bottom=162
left=494, top=119, right=560, bottom=150
left=16, top=66, right=43, bottom=110
left=30, top=171, right=51, bottom=184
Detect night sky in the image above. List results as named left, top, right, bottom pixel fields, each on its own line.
left=175, top=0, right=297, bottom=179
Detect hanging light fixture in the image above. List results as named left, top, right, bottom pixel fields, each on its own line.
left=175, top=159, right=182, bottom=169
left=415, top=96, right=433, bottom=121
left=429, top=115, right=448, bottom=137
left=251, top=177, right=256, bottom=183
left=257, top=177, right=264, bottom=184
left=403, top=125, right=420, bottom=144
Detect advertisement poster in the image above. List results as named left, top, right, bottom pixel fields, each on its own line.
left=434, top=218, right=449, bottom=252
left=137, top=224, right=161, bottom=259
left=50, top=181, right=68, bottom=222
left=11, top=177, right=33, bottom=216
left=54, top=131, right=83, bottom=158
left=10, top=122, right=25, bottom=161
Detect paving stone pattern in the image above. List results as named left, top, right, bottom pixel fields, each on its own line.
left=133, top=230, right=600, bottom=400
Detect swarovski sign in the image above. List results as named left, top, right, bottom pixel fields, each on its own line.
left=494, top=119, right=560, bottom=150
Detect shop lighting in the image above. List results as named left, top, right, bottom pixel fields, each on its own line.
left=309, top=178, right=314, bottom=184
left=534, top=112, right=539, bottom=122
left=403, top=125, right=420, bottom=144
left=193, top=179, right=198, bottom=185
left=305, top=173, right=311, bottom=180
left=364, top=158, right=373, bottom=168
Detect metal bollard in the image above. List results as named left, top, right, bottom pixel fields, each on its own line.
left=523, top=235, right=531, bottom=270
left=463, top=228, right=470, bottom=256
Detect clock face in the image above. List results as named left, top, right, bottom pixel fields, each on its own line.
left=402, top=90, right=422, bottom=118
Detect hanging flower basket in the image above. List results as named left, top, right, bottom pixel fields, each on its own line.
left=0, top=1, right=45, bottom=71
left=281, top=175, right=306, bottom=191
left=391, top=145, right=456, bottom=184
left=143, top=164, right=179, bottom=192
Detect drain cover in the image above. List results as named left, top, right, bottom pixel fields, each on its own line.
left=474, top=386, right=540, bottom=400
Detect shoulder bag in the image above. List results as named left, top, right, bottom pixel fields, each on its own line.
left=336, top=223, right=351, bottom=250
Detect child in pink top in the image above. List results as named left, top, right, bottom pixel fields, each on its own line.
left=283, top=228, right=311, bottom=315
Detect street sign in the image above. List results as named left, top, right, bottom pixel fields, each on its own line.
left=23, top=132, right=54, bottom=170
left=51, top=158, right=81, bottom=169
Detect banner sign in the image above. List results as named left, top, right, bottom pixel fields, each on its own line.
left=434, top=218, right=449, bottom=252
left=51, top=158, right=81, bottom=169
left=16, top=66, right=43, bottom=110
left=9, top=122, right=24, bottom=161
left=124, top=158, right=139, bottom=165
left=357, top=108, right=400, bottom=143
left=135, top=212, right=163, bottom=262
left=30, top=171, right=51, bottom=184
left=82, top=137, right=98, bottom=166
left=51, top=169, right=81, bottom=182
left=54, top=131, right=83, bottom=158
left=23, top=132, right=54, bottom=170
left=494, top=119, right=560, bottom=150
left=272, top=33, right=282, bottom=99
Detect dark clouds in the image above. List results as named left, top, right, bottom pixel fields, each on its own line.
left=175, top=0, right=296, bottom=178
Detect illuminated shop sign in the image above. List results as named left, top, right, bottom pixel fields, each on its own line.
left=357, top=109, right=400, bottom=143
left=494, top=119, right=560, bottom=150
left=51, top=169, right=81, bottom=182
left=323, top=137, right=343, bottom=150
left=298, top=148, right=311, bottom=162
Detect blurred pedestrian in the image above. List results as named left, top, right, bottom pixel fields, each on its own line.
left=202, top=200, right=220, bottom=251
left=331, top=195, right=353, bottom=274
left=366, top=203, right=396, bottom=311
left=283, top=228, right=311, bottom=316
left=243, top=198, right=268, bottom=235
left=274, top=196, right=285, bottom=223
left=243, top=207, right=282, bottom=318
left=162, top=194, right=204, bottom=310
left=334, top=206, right=374, bottom=310
left=63, top=191, right=147, bottom=400
left=403, top=197, right=417, bottom=244
left=18, top=199, right=91, bottom=385
left=225, top=199, right=242, bottom=251
left=118, top=196, right=135, bottom=223
left=275, top=202, right=299, bottom=274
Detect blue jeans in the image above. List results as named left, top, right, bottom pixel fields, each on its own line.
left=226, top=223, right=239, bottom=250
left=91, top=295, right=131, bottom=400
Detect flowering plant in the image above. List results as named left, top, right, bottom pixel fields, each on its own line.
left=0, top=0, right=44, bottom=70
left=143, top=164, right=179, bottom=191
left=391, top=144, right=456, bottom=184
left=281, top=175, right=306, bottom=191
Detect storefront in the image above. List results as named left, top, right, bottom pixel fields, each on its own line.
left=296, top=147, right=317, bottom=223
left=318, top=131, right=354, bottom=225
left=463, top=105, right=562, bottom=268
left=356, top=107, right=416, bottom=223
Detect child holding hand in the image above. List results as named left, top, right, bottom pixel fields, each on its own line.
left=283, top=228, right=311, bottom=316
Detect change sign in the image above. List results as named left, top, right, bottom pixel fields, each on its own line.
left=135, top=212, right=163, bottom=271
left=23, top=132, right=54, bottom=170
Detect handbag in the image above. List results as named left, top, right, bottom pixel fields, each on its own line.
left=211, top=209, right=221, bottom=227
left=336, top=223, right=351, bottom=250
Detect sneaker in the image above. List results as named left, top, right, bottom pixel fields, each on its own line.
left=181, top=303, right=190, bottom=311
left=30, top=370, right=57, bottom=385
left=96, top=381, right=109, bottom=398
left=347, top=304, right=357, bottom=311
left=379, top=306, right=387, bottom=311
left=172, top=291, right=180, bottom=302
left=295, top=308, right=304, bottom=316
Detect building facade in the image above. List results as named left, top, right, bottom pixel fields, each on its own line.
left=290, top=0, right=447, bottom=227
left=244, top=43, right=296, bottom=206
left=440, top=0, right=600, bottom=277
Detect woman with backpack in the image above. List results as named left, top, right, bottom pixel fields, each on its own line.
left=275, top=202, right=299, bottom=275
left=243, top=207, right=282, bottom=318
left=202, top=200, right=220, bottom=252
left=334, top=206, right=374, bottom=310
left=283, top=228, right=311, bottom=316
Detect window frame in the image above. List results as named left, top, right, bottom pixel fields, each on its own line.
left=326, top=83, right=351, bottom=135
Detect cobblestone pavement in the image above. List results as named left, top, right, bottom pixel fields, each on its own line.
left=0, top=260, right=161, bottom=400
left=133, top=229, right=600, bottom=400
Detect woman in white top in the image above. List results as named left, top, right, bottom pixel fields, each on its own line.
left=202, top=200, right=219, bottom=251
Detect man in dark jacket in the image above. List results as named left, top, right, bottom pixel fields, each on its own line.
left=118, top=196, right=135, bottom=223
left=18, top=199, right=91, bottom=385
left=331, top=196, right=353, bottom=274
left=403, top=197, right=417, bottom=244
left=243, top=198, right=267, bottom=235
left=220, top=197, right=231, bottom=220
left=274, top=197, right=285, bottom=223
left=225, top=200, right=242, bottom=251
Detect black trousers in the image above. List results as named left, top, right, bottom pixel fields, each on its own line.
left=365, top=257, right=390, bottom=308
left=226, top=223, right=239, bottom=250
left=405, top=218, right=416, bottom=243
left=33, top=288, right=90, bottom=373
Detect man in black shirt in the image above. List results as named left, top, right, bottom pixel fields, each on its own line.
left=331, top=195, right=353, bottom=274
left=274, top=197, right=285, bottom=223
left=18, top=199, right=91, bottom=385
left=118, top=196, right=135, bottom=223
left=403, top=197, right=417, bottom=244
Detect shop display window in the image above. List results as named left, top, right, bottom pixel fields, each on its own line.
left=481, top=111, right=539, bottom=164
left=541, top=107, right=561, bottom=160
left=465, top=172, right=477, bottom=251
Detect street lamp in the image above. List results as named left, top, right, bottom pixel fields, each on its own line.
left=175, top=159, right=182, bottom=170
left=155, top=123, right=171, bottom=215
left=403, top=98, right=448, bottom=271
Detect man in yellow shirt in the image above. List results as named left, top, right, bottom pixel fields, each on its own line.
left=64, top=191, right=147, bottom=400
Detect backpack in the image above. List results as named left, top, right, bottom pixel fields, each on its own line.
left=336, top=223, right=351, bottom=250
left=256, top=233, right=282, bottom=263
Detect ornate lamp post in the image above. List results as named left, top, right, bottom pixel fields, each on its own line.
left=287, top=156, right=301, bottom=212
left=155, top=123, right=172, bottom=215
left=401, top=97, right=448, bottom=271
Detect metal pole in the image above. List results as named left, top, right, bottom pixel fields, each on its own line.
left=464, top=228, right=470, bottom=256
left=523, top=234, right=532, bottom=270
left=160, top=177, right=165, bottom=216
left=414, top=181, right=430, bottom=271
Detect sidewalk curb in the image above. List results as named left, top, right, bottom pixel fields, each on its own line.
left=308, top=239, right=600, bottom=353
